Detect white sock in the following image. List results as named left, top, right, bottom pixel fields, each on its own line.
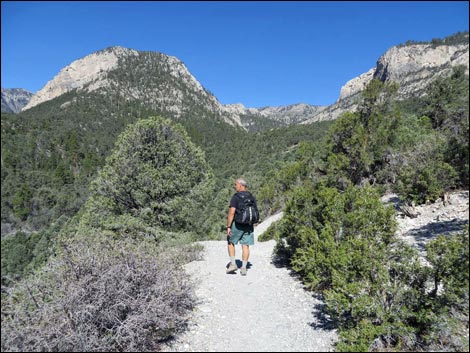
left=230, top=256, right=236, bottom=265
left=242, top=260, right=248, bottom=268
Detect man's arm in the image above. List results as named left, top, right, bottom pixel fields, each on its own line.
left=227, top=207, right=236, bottom=236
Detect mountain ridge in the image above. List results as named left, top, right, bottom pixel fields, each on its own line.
left=302, top=33, right=469, bottom=123
left=1, top=88, right=34, bottom=113
left=5, top=31, right=469, bottom=129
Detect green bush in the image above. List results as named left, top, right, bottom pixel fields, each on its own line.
left=1, top=232, right=32, bottom=281
left=392, top=130, right=459, bottom=203
left=426, top=227, right=469, bottom=307
left=86, top=116, right=214, bottom=236
left=275, top=183, right=396, bottom=291
left=276, top=177, right=468, bottom=351
left=273, top=181, right=470, bottom=351
left=412, top=228, right=470, bottom=352
left=12, top=185, right=33, bottom=221
left=396, top=160, right=458, bottom=204
left=416, top=65, right=469, bottom=188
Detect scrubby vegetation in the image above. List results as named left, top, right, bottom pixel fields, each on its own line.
left=267, top=67, right=469, bottom=351
left=1, top=117, right=207, bottom=351
left=399, top=30, right=469, bottom=47
left=1, top=231, right=199, bottom=352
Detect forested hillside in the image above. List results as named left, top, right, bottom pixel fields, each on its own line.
left=1, top=33, right=468, bottom=352
left=259, top=68, right=469, bottom=351
left=0, top=83, right=333, bottom=282
left=2, top=117, right=210, bottom=351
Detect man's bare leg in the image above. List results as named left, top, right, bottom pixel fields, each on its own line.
left=228, top=242, right=235, bottom=257
left=242, top=244, right=249, bottom=263
left=226, top=242, right=238, bottom=273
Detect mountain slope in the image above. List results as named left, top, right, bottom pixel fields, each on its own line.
left=303, top=31, right=469, bottom=123
left=1, top=88, right=34, bottom=113
left=21, top=46, right=240, bottom=126
left=20, top=46, right=288, bottom=131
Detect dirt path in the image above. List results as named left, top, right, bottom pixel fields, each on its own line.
left=162, top=212, right=337, bottom=352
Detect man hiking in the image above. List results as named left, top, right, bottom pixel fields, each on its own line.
left=226, top=177, right=259, bottom=276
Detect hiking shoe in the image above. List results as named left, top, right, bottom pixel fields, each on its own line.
left=226, top=263, right=238, bottom=274
left=240, top=267, right=247, bottom=276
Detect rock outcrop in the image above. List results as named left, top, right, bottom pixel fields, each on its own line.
left=22, top=47, right=139, bottom=111
left=222, top=102, right=327, bottom=127
left=1, top=88, right=34, bottom=113
left=303, top=38, right=469, bottom=124
left=375, top=42, right=469, bottom=97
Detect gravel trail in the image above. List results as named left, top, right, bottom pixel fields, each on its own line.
left=162, top=212, right=338, bottom=352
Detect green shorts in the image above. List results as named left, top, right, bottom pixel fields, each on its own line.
left=228, top=222, right=254, bottom=246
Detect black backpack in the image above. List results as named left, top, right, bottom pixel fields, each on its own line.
left=234, top=191, right=260, bottom=225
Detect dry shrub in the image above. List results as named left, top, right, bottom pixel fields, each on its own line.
left=1, top=230, right=198, bottom=352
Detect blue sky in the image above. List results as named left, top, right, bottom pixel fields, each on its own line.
left=1, top=1, right=468, bottom=107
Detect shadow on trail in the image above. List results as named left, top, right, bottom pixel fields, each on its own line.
left=406, top=218, right=469, bottom=251
left=235, top=259, right=252, bottom=269
left=309, top=298, right=337, bottom=331
left=224, top=260, right=253, bottom=274
left=270, top=251, right=337, bottom=332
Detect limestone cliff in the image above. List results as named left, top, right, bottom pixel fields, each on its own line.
left=303, top=35, right=469, bottom=124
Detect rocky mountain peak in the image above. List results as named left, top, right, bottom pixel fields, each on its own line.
left=18, top=46, right=249, bottom=127
left=302, top=36, right=469, bottom=124
left=22, top=46, right=140, bottom=111
left=338, top=68, right=376, bottom=101
left=1, top=88, right=34, bottom=113
left=375, top=42, right=469, bottom=97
